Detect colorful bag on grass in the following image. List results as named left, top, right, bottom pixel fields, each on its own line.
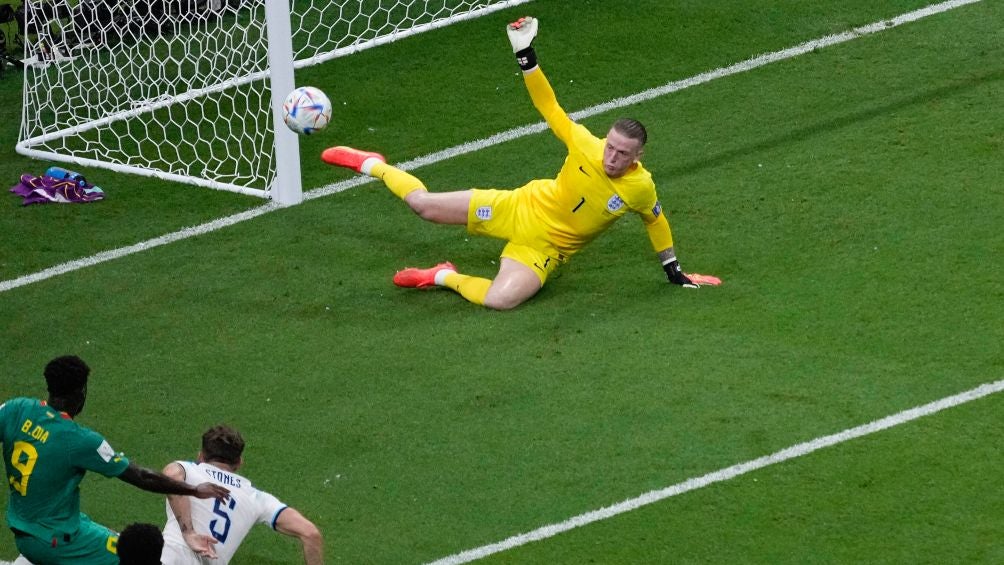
left=9, top=173, right=105, bottom=206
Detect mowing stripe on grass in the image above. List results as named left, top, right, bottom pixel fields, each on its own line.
left=424, top=378, right=1004, bottom=565
left=0, top=0, right=980, bottom=295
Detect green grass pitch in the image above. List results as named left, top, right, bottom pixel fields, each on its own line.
left=1, top=1, right=1002, bottom=563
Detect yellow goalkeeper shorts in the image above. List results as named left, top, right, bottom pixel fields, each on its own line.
left=467, top=187, right=563, bottom=284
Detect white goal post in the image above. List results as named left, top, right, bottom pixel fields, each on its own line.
left=15, top=0, right=532, bottom=206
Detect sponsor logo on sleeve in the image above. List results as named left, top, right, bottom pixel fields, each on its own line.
left=606, top=194, right=625, bottom=212
left=652, top=201, right=662, bottom=217
left=97, top=440, right=117, bottom=462
left=475, top=206, right=493, bottom=220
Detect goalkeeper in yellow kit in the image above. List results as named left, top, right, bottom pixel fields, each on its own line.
left=322, top=16, right=720, bottom=310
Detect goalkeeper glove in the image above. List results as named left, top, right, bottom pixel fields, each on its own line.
left=685, top=273, right=723, bottom=286
left=663, top=260, right=723, bottom=288
left=507, top=16, right=538, bottom=71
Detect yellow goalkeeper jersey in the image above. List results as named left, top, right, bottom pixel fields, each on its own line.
left=520, top=68, right=675, bottom=258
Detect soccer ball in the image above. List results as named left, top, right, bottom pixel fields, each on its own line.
left=282, top=86, right=332, bottom=135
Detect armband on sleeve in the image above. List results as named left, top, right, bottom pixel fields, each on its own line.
left=515, top=47, right=537, bottom=72
left=662, top=258, right=694, bottom=287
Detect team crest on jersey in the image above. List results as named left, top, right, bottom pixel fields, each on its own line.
left=606, top=194, right=625, bottom=212
left=475, top=206, right=492, bottom=220
left=652, top=201, right=663, bottom=217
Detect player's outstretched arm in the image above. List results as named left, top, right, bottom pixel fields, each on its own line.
left=506, top=17, right=575, bottom=143
left=276, top=507, right=324, bottom=565
left=507, top=16, right=538, bottom=72
left=118, top=462, right=230, bottom=502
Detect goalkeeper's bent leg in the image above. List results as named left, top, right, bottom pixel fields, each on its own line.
left=440, top=271, right=491, bottom=306
left=370, top=162, right=426, bottom=200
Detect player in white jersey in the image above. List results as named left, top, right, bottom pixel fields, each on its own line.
left=160, top=425, right=323, bottom=565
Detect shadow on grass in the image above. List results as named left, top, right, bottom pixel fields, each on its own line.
left=668, top=68, right=1004, bottom=177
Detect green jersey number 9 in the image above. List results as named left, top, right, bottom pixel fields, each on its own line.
left=8, top=440, right=39, bottom=496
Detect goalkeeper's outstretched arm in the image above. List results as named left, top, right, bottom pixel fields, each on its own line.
left=506, top=17, right=574, bottom=142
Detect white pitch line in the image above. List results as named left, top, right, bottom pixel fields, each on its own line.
left=0, top=203, right=282, bottom=293
left=424, top=378, right=1004, bottom=565
left=0, top=0, right=981, bottom=294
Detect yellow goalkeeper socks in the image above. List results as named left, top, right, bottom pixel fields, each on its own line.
left=370, top=162, right=426, bottom=200
left=441, top=272, right=491, bottom=306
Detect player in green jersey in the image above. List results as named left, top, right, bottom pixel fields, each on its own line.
left=1, top=356, right=229, bottom=565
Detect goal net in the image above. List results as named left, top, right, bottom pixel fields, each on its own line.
left=15, top=0, right=531, bottom=205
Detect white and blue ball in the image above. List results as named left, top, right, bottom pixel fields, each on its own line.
left=282, top=86, right=332, bottom=135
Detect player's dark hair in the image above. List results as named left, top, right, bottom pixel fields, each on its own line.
left=612, top=118, right=648, bottom=146
left=44, top=355, right=90, bottom=396
left=202, top=424, right=245, bottom=465
left=117, top=522, right=164, bottom=565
